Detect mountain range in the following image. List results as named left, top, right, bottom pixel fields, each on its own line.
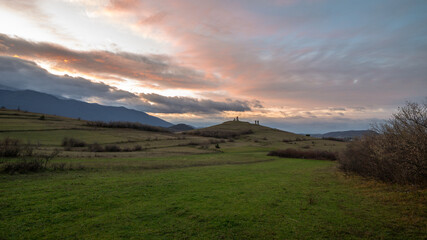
left=0, top=89, right=172, bottom=127
left=311, top=130, right=376, bottom=139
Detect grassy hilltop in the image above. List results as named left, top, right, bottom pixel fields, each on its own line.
left=0, top=109, right=425, bottom=239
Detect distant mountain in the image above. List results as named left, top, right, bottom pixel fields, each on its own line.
left=168, top=123, right=195, bottom=132
left=312, top=130, right=376, bottom=139
left=0, top=89, right=172, bottom=127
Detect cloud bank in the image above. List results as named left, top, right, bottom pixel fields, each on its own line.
left=0, top=56, right=251, bottom=114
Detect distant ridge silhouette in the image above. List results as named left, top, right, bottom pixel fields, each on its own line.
left=0, top=89, right=172, bottom=127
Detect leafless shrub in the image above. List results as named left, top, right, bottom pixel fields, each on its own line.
left=87, top=143, right=104, bottom=152
left=104, top=145, right=121, bottom=152
left=0, top=138, right=22, bottom=157
left=132, top=145, right=142, bottom=151
left=1, top=149, right=61, bottom=174
left=62, top=137, right=87, bottom=150
left=339, top=101, right=427, bottom=185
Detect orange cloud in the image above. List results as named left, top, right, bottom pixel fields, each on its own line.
left=0, top=34, right=219, bottom=91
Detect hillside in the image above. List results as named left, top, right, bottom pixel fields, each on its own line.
left=188, top=120, right=306, bottom=141
left=184, top=120, right=348, bottom=151
left=0, top=89, right=172, bottom=127
left=168, top=123, right=195, bottom=132
left=312, top=130, right=376, bottom=139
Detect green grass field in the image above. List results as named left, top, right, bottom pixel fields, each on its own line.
left=0, top=109, right=425, bottom=239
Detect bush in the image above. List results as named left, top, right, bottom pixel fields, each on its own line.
left=268, top=148, right=337, bottom=161
left=62, top=137, right=87, bottom=150
left=0, top=138, right=21, bottom=157
left=339, top=101, right=427, bottom=185
left=87, top=143, right=143, bottom=152
left=1, top=149, right=60, bottom=174
left=133, top=145, right=142, bottom=151
left=87, top=143, right=104, bottom=152
left=104, top=145, right=121, bottom=152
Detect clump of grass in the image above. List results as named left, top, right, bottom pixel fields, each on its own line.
left=268, top=148, right=337, bottom=161
left=86, top=121, right=169, bottom=132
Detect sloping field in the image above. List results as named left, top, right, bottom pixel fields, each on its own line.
left=0, top=109, right=425, bottom=239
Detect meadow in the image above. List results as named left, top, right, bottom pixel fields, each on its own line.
left=0, top=109, right=425, bottom=239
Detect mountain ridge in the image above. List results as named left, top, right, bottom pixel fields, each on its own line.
left=0, top=89, right=172, bottom=127
left=311, top=130, right=376, bottom=139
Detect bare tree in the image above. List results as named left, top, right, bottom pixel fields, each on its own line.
left=339, top=100, right=427, bottom=185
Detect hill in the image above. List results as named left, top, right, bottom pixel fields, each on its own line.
left=312, top=130, right=376, bottom=139
left=168, top=123, right=195, bottom=132
left=0, top=89, right=172, bottom=127
left=188, top=120, right=300, bottom=139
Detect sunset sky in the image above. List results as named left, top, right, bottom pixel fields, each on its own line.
left=0, top=0, right=426, bottom=132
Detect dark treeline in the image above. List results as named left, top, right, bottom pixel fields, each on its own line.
left=185, top=129, right=254, bottom=139
left=268, top=148, right=337, bottom=161
left=86, top=121, right=169, bottom=132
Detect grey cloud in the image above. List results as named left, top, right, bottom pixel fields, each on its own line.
left=138, top=93, right=251, bottom=113
left=349, top=107, right=366, bottom=112
left=0, top=56, right=250, bottom=114
left=0, top=56, right=138, bottom=102
left=0, top=34, right=217, bottom=89
left=329, top=107, right=346, bottom=111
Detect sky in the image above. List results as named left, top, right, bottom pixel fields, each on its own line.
left=0, top=0, right=426, bottom=133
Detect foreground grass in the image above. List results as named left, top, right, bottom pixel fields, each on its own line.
left=1, top=154, right=425, bottom=239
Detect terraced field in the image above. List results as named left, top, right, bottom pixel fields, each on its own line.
left=0, top=109, right=425, bottom=239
